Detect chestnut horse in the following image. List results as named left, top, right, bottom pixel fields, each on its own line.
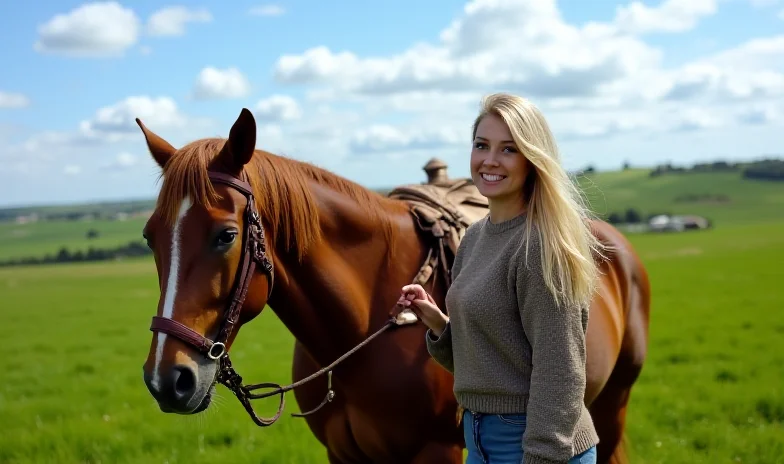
left=139, top=108, right=651, bottom=464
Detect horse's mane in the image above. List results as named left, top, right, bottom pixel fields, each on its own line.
left=155, top=137, right=397, bottom=260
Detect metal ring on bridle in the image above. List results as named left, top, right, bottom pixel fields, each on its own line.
left=208, top=342, right=226, bottom=360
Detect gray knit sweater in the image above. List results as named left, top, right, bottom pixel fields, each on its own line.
left=426, top=212, right=599, bottom=464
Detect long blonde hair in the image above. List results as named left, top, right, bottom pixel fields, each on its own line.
left=472, top=93, right=607, bottom=310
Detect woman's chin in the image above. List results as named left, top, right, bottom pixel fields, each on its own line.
left=477, top=181, right=507, bottom=198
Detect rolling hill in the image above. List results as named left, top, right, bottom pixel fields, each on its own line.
left=577, top=168, right=784, bottom=226
left=1, top=167, right=782, bottom=263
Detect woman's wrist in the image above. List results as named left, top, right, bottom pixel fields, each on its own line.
left=431, top=316, right=449, bottom=337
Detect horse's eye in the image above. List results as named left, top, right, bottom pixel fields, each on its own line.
left=215, top=229, right=238, bottom=248
left=142, top=233, right=152, bottom=249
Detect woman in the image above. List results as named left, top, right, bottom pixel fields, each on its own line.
left=398, top=93, right=605, bottom=464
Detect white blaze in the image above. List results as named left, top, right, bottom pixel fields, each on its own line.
left=152, top=197, right=192, bottom=390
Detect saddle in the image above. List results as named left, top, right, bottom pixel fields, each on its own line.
left=388, top=178, right=489, bottom=304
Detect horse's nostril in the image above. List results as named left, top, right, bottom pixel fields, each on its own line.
left=172, top=365, right=197, bottom=399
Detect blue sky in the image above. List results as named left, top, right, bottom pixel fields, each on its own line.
left=1, top=0, right=783, bottom=207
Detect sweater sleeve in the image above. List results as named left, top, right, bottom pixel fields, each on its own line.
left=517, top=242, right=589, bottom=464
left=425, top=322, right=454, bottom=373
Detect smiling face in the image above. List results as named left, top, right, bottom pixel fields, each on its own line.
left=470, top=112, right=532, bottom=211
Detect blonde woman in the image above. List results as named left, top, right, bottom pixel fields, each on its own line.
left=398, top=93, right=604, bottom=464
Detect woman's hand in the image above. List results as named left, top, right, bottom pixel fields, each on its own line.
left=397, top=284, right=449, bottom=337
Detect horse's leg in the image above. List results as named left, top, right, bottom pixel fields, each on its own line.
left=589, top=381, right=632, bottom=464
left=592, top=261, right=651, bottom=464
left=409, top=442, right=463, bottom=464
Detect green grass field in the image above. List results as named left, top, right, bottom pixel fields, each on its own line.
left=577, top=169, right=784, bottom=225
left=0, top=217, right=148, bottom=262
left=1, top=219, right=782, bottom=463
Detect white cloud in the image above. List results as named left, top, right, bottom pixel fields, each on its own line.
left=147, top=6, right=212, bottom=37
left=0, top=92, right=30, bottom=109
left=612, top=0, right=718, bottom=34
left=34, top=1, right=140, bottom=57
left=736, top=104, right=780, bottom=124
left=191, top=67, right=252, bottom=100
left=274, top=0, right=664, bottom=102
left=349, top=124, right=464, bottom=154
left=270, top=0, right=783, bottom=150
left=1, top=95, right=201, bottom=174
left=255, top=95, right=302, bottom=121
left=64, top=165, right=82, bottom=175
left=79, top=96, right=188, bottom=140
left=248, top=4, right=285, bottom=16
left=102, top=152, right=139, bottom=171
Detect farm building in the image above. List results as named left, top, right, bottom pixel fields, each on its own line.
left=648, top=214, right=711, bottom=232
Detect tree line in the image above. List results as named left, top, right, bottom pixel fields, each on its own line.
left=0, top=241, right=151, bottom=267
left=604, top=208, right=649, bottom=225
left=648, top=158, right=783, bottom=180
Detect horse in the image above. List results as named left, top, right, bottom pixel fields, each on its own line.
left=138, top=108, right=651, bottom=464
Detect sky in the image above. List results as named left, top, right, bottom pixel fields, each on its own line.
left=1, top=0, right=783, bottom=207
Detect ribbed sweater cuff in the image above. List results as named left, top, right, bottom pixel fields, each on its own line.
left=522, top=428, right=598, bottom=464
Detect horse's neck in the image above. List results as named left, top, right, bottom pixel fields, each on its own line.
left=266, top=181, right=414, bottom=366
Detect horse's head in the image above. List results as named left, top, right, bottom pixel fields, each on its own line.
left=139, top=108, right=274, bottom=415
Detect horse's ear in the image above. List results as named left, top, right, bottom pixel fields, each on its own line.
left=136, top=118, right=176, bottom=168
left=219, top=108, right=256, bottom=171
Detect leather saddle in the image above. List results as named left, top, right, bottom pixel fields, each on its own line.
left=388, top=178, right=489, bottom=296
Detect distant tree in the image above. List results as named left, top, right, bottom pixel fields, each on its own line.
left=624, top=208, right=642, bottom=224
left=622, top=161, right=630, bottom=170
left=86, top=229, right=100, bottom=239
left=57, top=247, right=71, bottom=262
left=742, top=158, right=784, bottom=181
left=607, top=212, right=622, bottom=224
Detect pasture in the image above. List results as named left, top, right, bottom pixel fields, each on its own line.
left=1, top=218, right=782, bottom=463
left=577, top=168, right=784, bottom=225
left=0, top=216, right=148, bottom=263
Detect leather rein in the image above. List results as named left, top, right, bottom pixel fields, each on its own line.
left=148, top=170, right=415, bottom=427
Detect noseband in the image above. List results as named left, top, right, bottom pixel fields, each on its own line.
left=148, top=170, right=417, bottom=427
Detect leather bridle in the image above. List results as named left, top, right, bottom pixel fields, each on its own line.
left=149, top=170, right=283, bottom=426
left=148, top=169, right=419, bottom=427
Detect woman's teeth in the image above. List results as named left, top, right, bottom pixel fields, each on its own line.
left=482, top=173, right=505, bottom=182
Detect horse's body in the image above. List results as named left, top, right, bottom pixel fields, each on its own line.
left=138, top=109, right=651, bottom=464
left=281, top=193, right=651, bottom=464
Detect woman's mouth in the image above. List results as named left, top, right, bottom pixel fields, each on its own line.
left=481, top=173, right=506, bottom=183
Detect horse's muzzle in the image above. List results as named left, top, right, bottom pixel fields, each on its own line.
left=143, top=364, right=203, bottom=413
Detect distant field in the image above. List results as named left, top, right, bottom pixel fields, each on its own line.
left=0, top=217, right=148, bottom=262
left=0, top=220, right=782, bottom=463
left=1, top=169, right=783, bottom=263
left=577, top=169, right=784, bottom=225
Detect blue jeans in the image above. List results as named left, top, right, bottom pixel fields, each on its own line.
left=463, top=410, right=597, bottom=464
